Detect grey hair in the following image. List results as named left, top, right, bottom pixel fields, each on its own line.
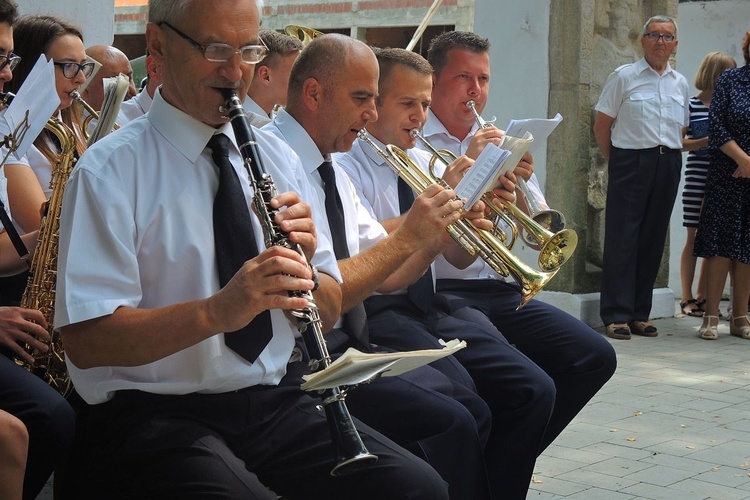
left=642, top=15, right=677, bottom=38
left=149, top=0, right=264, bottom=25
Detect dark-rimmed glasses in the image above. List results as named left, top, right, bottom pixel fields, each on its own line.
left=159, top=22, right=268, bottom=64
left=0, top=53, right=20, bottom=72
left=53, top=61, right=96, bottom=79
left=644, top=32, right=676, bottom=43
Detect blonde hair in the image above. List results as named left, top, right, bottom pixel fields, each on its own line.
left=694, top=51, right=737, bottom=92
left=743, top=29, right=750, bottom=65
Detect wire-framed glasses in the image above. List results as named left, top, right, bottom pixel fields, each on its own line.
left=159, top=22, right=268, bottom=64
left=644, top=32, right=675, bottom=43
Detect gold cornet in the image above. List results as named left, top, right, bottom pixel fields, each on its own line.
left=358, top=129, right=557, bottom=309
left=283, top=25, right=325, bottom=45
left=464, top=100, right=578, bottom=271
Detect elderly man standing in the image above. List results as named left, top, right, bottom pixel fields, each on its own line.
left=594, top=15, right=689, bottom=340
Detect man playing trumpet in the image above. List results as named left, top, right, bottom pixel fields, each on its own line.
left=342, top=37, right=614, bottom=498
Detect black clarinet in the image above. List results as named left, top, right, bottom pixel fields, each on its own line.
left=219, top=88, right=377, bottom=475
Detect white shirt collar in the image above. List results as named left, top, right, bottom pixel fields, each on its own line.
left=147, top=88, right=236, bottom=163
left=270, top=108, right=326, bottom=176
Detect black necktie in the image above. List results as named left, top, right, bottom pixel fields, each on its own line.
left=397, top=176, right=434, bottom=314
left=209, top=133, right=272, bottom=362
left=318, top=160, right=369, bottom=346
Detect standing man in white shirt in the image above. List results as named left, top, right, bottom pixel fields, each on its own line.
left=594, top=15, right=689, bottom=340
left=55, top=1, right=449, bottom=498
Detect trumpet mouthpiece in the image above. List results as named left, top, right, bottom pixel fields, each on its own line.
left=409, top=129, right=419, bottom=138
left=466, top=100, right=476, bottom=108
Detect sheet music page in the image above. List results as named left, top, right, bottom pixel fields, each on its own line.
left=505, top=113, right=563, bottom=155
left=1, top=55, right=60, bottom=158
left=300, top=339, right=466, bottom=391
left=453, top=143, right=512, bottom=209
left=88, top=73, right=130, bottom=145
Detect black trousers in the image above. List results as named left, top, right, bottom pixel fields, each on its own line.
left=435, top=280, right=617, bottom=450
left=364, top=294, right=565, bottom=500
left=600, top=146, right=682, bottom=325
left=69, top=361, right=448, bottom=500
left=0, top=352, right=76, bottom=500
left=335, top=331, right=492, bottom=500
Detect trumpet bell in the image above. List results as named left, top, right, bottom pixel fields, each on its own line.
left=538, top=228, right=578, bottom=272
left=524, top=210, right=566, bottom=245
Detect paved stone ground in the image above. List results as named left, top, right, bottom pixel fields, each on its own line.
left=36, top=302, right=750, bottom=499
left=529, top=301, right=750, bottom=500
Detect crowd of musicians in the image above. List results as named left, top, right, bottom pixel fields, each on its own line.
left=0, top=0, right=623, bottom=498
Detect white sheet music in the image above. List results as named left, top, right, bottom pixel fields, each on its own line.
left=454, top=143, right=512, bottom=209
left=505, top=113, right=563, bottom=155
left=300, top=339, right=466, bottom=391
left=1, top=55, right=60, bottom=158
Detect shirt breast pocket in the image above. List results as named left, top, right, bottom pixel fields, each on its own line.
left=625, top=92, right=657, bottom=122
left=667, top=93, right=686, bottom=126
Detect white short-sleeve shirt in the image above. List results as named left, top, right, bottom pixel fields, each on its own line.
left=55, top=90, right=340, bottom=405
left=595, top=57, right=690, bottom=150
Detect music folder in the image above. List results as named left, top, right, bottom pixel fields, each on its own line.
left=300, top=339, right=467, bottom=391
left=453, top=132, right=534, bottom=209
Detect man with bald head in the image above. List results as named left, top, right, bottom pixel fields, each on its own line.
left=265, top=34, right=502, bottom=498
left=83, top=44, right=137, bottom=111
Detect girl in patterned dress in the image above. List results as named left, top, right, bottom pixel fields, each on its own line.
left=680, top=52, right=736, bottom=318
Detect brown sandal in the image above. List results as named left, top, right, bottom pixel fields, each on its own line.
left=606, top=323, right=631, bottom=340
left=629, top=320, right=658, bottom=337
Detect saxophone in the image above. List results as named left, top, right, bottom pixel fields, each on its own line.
left=17, top=117, right=77, bottom=398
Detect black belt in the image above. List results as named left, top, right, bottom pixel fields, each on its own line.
left=647, top=145, right=681, bottom=155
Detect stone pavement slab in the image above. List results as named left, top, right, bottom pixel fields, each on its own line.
left=529, top=302, right=750, bottom=499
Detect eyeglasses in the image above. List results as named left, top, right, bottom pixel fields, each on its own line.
left=159, top=22, right=267, bottom=64
left=53, top=61, right=96, bottom=79
left=0, top=53, right=20, bottom=72
left=644, top=32, right=676, bottom=43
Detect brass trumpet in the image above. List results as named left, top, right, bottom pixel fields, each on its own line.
left=461, top=101, right=577, bottom=271
left=283, top=25, right=325, bottom=45
left=358, top=129, right=557, bottom=309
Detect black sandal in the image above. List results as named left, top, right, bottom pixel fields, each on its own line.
left=680, top=299, right=704, bottom=317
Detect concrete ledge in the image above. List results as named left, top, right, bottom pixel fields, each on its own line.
left=535, top=288, right=676, bottom=328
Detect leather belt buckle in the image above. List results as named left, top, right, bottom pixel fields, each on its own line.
left=659, top=145, right=674, bottom=155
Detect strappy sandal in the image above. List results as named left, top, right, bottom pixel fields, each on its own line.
left=699, top=315, right=719, bottom=340
left=629, top=320, right=658, bottom=337
left=605, top=323, right=631, bottom=340
left=680, top=299, right=704, bottom=317
left=730, top=316, right=750, bottom=340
